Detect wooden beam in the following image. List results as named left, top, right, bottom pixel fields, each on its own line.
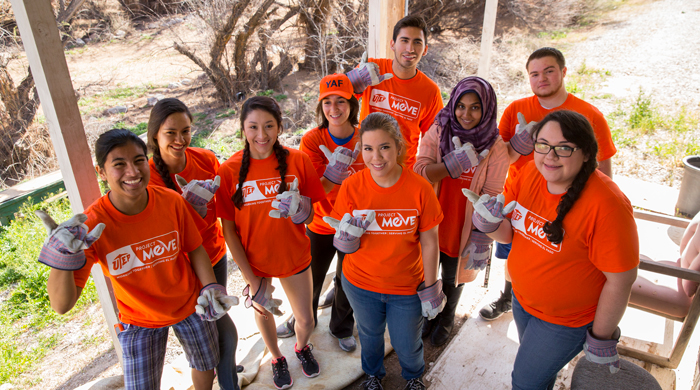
left=9, top=0, right=122, bottom=362
left=477, top=0, right=498, bottom=78
left=368, top=0, right=404, bottom=59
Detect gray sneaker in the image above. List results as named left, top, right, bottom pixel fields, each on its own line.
left=276, top=318, right=295, bottom=338
left=318, top=285, right=335, bottom=309
left=329, top=329, right=356, bottom=352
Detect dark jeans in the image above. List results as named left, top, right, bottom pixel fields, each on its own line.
left=439, top=251, right=463, bottom=287
left=308, top=228, right=354, bottom=338
left=212, top=256, right=240, bottom=390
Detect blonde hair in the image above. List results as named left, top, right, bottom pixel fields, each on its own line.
left=359, top=112, right=405, bottom=164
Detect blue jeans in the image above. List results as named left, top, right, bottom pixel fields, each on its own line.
left=213, top=256, right=240, bottom=390
left=511, top=293, right=590, bottom=390
left=342, top=274, right=424, bottom=380
left=495, top=242, right=512, bottom=259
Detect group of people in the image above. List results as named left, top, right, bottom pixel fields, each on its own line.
left=37, top=13, right=640, bottom=390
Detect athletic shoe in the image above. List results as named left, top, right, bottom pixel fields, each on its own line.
left=329, top=328, right=357, bottom=352
left=479, top=291, right=512, bottom=321
left=295, top=344, right=320, bottom=377
left=362, top=375, right=383, bottom=390
left=276, top=318, right=295, bottom=338
left=271, top=356, right=293, bottom=389
left=319, top=285, right=335, bottom=309
left=403, top=378, right=426, bottom=390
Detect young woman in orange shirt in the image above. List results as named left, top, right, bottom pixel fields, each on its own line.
left=216, top=96, right=326, bottom=389
left=467, top=110, right=638, bottom=389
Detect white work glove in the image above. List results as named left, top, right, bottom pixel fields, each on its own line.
left=175, top=175, right=220, bottom=218
left=416, top=280, right=446, bottom=320
left=461, top=230, right=493, bottom=270
left=250, top=277, right=284, bottom=316
left=463, top=190, right=517, bottom=233
left=323, top=211, right=376, bottom=254
left=443, top=137, right=489, bottom=179
left=35, top=210, right=105, bottom=270
left=196, top=283, right=239, bottom=321
left=510, top=112, right=537, bottom=156
left=583, top=326, right=621, bottom=374
left=346, top=51, right=394, bottom=94
left=320, top=143, right=361, bottom=184
left=269, top=178, right=312, bottom=224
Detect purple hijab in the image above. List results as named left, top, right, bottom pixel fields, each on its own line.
left=437, top=76, right=499, bottom=156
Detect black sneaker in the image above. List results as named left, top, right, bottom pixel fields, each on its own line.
left=271, top=356, right=293, bottom=389
left=479, top=291, right=512, bottom=321
left=295, top=344, right=320, bottom=377
left=403, top=378, right=426, bottom=390
left=362, top=374, right=383, bottom=390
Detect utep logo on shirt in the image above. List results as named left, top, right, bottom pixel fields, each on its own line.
left=368, top=89, right=421, bottom=121
left=106, top=231, right=180, bottom=276
left=236, top=176, right=298, bottom=203
left=510, top=203, right=562, bottom=253
left=353, top=209, right=419, bottom=234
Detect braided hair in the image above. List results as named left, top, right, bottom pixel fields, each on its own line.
left=146, top=98, right=193, bottom=191
left=535, top=110, right=599, bottom=245
left=232, top=96, right=288, bottom=209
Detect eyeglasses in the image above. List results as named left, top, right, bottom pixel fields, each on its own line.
left=242, top=284, right=268, bottom=319
left=533, top=142, right=579, bottom=157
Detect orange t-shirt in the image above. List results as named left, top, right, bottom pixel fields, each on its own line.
left=504, top=162, right=639, bottom=327
left=499, top=94, right=617, bottom=190
left=73, top=187, right=204, bottom=328
left=358, top=58, right=443, bottom=169
left=333, top=168, right=443, bottom=295
left=299, top=126, right=365, bottom=235
left=216, top=147, right=327, bottom=278
left=437, top=168, right=476, bottom=257
left=148, top=147, right=226, bottom=265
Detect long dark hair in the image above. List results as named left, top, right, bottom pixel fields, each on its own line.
left=315, top=95, right=360, bottom=129
left=95, top=128, right=148, bottom=168
left=232, top=96, right=289, bottom=209
left=146, top=98, right=193, bottom=191
left=534, top=110, right=599, bottom=245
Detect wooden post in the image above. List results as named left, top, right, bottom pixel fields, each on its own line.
left=477, top=0, right=499, bottom=78
left=9, top=0, right=122, bottom=362
left=368, top=0, right=404, bottom=59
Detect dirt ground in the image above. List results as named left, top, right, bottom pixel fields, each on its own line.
left=3, top=0, right=700, bottom=389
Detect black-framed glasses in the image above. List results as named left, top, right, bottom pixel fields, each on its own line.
left=533, top=142, right=579, bottom=157
left=242, top=284, right=268, bottom=319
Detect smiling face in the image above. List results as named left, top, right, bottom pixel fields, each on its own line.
left=155, top=112, right=192, bottom=166
left=534, top=120, right=587, bottom=194
left=390, top=26, right=428, bottom=74
left=527, top=56, right=567, bottom=99
left=322, top=95, right=351, bottom=128
left=454, top=92, right=482, bottom=130
left=98, top=141, right=150, bottom=214
left=361, top=129, right=403, bottom=187
left=243, top=109, right=281, bottom=159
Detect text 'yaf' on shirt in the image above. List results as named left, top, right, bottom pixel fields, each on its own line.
left=352, top=209, right=419, bottom=233
left=107, top=231, right=180, bottom=277
left=510, top=202, right=563, bottom=255
left=235, top=175, right=299, bottom=203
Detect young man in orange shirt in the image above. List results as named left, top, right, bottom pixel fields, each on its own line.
left=347, top=15, right=443, bottom=170
left=479, top=47, right=617, bottom=321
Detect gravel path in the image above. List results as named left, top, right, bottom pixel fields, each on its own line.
left=566, top=0, right=700, bottom=111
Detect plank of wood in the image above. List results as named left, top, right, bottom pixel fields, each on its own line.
left=615, top=175, right=680, bottom=216
left=477, top=0, right=498, bottom=78
left=9, top=0, right=121, bottom=362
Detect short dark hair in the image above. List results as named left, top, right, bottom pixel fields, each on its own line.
left=526, top=47, right=566, bottom=71
left=392, top=15, right=428, bottom=44
left=315, top=96, right=360, bottom=129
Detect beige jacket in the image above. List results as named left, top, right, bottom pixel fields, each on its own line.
left=414, top=122, right=509, bottom=284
